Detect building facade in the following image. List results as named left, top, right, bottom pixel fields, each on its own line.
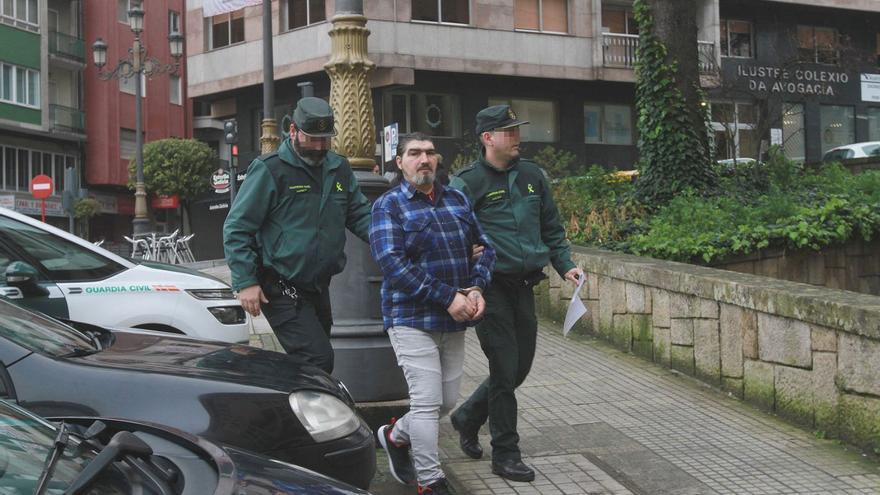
left=84, top=0, right=190, bottom=244
left=0, top=0, right=85, bottom=230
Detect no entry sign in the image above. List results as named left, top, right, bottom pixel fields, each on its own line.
left=30, top=174, right=54, bottom=222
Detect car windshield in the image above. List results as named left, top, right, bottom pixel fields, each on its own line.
left=861, top=144, right=880, bottom=156
left=0, top=401, right=94, bottom=494
left=0, top=299, right=95, bottom=357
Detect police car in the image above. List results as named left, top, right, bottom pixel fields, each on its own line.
left=0, top=207, right=249, bottom=343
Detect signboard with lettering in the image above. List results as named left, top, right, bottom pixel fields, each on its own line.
left=735, top=65, right=851, bottom=97
left=861, top=74, right=880, bottom=103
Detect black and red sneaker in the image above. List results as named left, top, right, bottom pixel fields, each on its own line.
left=377, top=418, right=416, bottom=485
left=418, top=478, right=451, bottom=494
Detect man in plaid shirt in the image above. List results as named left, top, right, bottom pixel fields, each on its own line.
left=370, top=132, right=496, bottom=494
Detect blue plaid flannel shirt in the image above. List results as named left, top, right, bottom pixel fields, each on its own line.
left=369, top=180, right=496, bottom=332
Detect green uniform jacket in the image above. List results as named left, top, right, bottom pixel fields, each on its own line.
left=449, top=157, right=575, bottom=278
left=223, top=138, right=371, bottom=291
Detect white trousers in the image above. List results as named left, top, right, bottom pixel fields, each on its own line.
left=387, top=326, right=466, bottom=485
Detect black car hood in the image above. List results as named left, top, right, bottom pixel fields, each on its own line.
left=224, top=446, right=370, bottom=494
left=74, top=329, right=343, bottom=397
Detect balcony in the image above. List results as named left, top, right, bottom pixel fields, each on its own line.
left=50, top=104, right=85, bottom=134
left=602, top=33, right=718, bottom=74
left=49, top=31, right=86, bottom=68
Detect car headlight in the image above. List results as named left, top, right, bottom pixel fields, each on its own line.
left=207, top=306, right=246, bottom=324
left=187, top=289, right=236, bottom=300
left=289, top=390, right=360, bottom=443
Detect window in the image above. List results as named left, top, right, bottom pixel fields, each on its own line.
left=819, top=105, right=854, bottom=155
left=782, top=103, right=805, bottom=162
left=584, top=104, right=633, bottom=145
left=876, top=33, right=879, bottom=66
left=209, top=10, right=245, bottom=50
left=0, top=63, right=39, bottom=108
left=711, top=102, right=758, bottom=160
left=168, top=10, right=180, bottom=34
left=0, top=216, right=125, bottom=282
left=720, top=19, right=753, bottom=58
left=488, top=97, right=558, bottom=142
left=868, top=107, right=880, bottom=142
left=120, top=129, right=138, bottom=160
left=169, top=75, right=181, bottom=105
left=384, top=91, right=461, bottom=137
left=117, top=0, right=132, bottom=23
left=411, top=0, right=469, bottom=24
left=0, top=145, right=77, bottom=193
left=601, top=6, right=637, bottom=35
left=284, top=0, right=325, bottom=29
left=0, top=0, right=38, bottom=31
left=515, top=0, right=567, bottom=33
left=119, top=73, right=146, bottom=96
left=798, top=26, right=838, bottom=64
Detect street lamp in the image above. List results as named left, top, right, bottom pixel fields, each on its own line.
left=91, top=1, right=183, bottom=236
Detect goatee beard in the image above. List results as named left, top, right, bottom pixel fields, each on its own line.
left=408, top=172, right=435, bottom=186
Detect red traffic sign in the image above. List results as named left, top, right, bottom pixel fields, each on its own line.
left=30, top=174, right=54, bottom=200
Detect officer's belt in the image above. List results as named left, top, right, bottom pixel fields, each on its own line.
left=492, top=270, right=547, bottom=288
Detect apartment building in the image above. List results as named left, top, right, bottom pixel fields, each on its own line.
left=0, top=0, right=84, bottom=230
left=184, top=0, right=880, bottom=176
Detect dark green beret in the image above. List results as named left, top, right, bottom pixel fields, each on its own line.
left=293, top=97, right=337, bottom=137
left=474, top=104, right=530, bottom=135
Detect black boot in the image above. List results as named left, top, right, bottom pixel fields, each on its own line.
left=450, top=414, right=482, bottom=460
left=492, top=459, right=535, bottom=482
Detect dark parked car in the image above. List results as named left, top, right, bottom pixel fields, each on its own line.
left=0, top=399, right=370, bottom=494
left=0, top=298, right=375, bottom=489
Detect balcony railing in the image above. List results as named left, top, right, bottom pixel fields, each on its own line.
left=602, top=33, right=639, bottom=69
left=48, top=31, right=85, bottom=62
left=602, top=33, right=718, bottom=74
left=698, top=40, right=718, bottom=74
left=50, top=104, right=85, bottom=133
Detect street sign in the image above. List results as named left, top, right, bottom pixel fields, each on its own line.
left=383, top=123, right=398, bottom=163
left=30, top=174, right=54, bottom=223
left=30, top=175, right=53, bottom=199
left=211, top=168, right=230, bottom=194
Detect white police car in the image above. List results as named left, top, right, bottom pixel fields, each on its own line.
left=0, top=207, right=249, bottom=343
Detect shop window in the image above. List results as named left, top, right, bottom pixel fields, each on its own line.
left=781, top=103, right=805, bottom=162
left=601, top=6, right=637, bottom=35
left=208, top=10, right=245, bottom=50
left=710, top=102, right=758, bottom=160
left=866, top=107, right=880, bottom=142
left=516, top=0, right=568, bottom=33
left=798, top=25, right=838, bottom=65
left=284, top=0, right=325, bottom=30
left=819, top=105, right=854, bottom=155
left=411, top=0, right=469, bottom=25
left=384, top=92, right=461, bottom=137
left=488, top=97, right=558, bottom=142
left=720, top=19, right=753, bottom=58
left=584, top=104, right=633, bottom=145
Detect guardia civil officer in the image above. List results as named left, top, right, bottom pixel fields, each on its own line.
left=449, top=105, right=584, bottom=482
left=223, top=97, right=371, bottom=374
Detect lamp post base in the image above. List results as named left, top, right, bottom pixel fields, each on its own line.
left=132, top=183, right=150, bottom=236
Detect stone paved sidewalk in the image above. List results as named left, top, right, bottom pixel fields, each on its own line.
left=436, top=322, right=880, bottom=495
left=199, top=264, right=880, bottom=494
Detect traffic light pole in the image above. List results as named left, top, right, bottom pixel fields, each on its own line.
left=229, top=145, right=237, bottom=203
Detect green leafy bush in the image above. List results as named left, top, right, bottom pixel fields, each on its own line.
left=555, top=153, right=880, bottom=264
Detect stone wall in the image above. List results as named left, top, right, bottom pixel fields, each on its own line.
left=537, top=246, right=880, bottom=452
left=711, top=238, right=880, bottom=296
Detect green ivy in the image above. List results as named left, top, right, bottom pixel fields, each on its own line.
left=632, top=0, right=716, bottom=206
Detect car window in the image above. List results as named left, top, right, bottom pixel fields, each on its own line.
left=861, top=144, right=880, bottom=156
left=823, top=149, right=848, bottom=162
left=0, top=242, right=14, bottom=279
left=0, top=216, right=125, bottom=282
left=0, top=299, right=95, bottom=357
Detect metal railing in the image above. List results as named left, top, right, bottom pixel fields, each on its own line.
left=601, top=33, right=718, bottom=75
left=50, top=104, right=86, bottom=133
left=49, top=30, right=85, bottom=62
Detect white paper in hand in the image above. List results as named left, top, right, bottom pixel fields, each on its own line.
left=562, top=276, right=588, bottom=337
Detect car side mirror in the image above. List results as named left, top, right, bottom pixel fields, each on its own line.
left=5, top=262, right=48, bottom=296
